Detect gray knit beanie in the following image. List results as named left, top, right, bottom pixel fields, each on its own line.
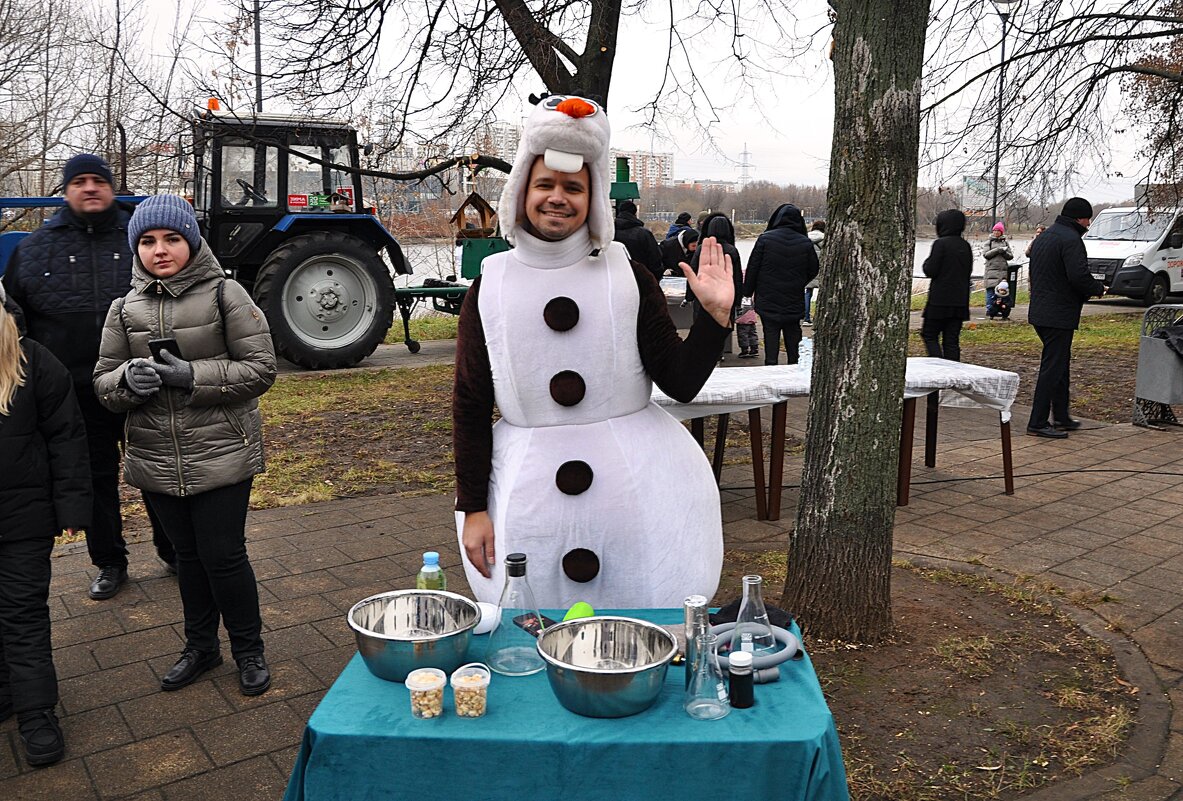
left=128, top=194, right=202, bottom=254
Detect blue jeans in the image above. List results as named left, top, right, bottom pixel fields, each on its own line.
left=804, top=287, right=815, bottom=322
left=985, top=287, right=996, bottom=316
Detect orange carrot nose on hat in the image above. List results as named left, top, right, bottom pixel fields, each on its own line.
left=992, top=223, right=1005, bottom=235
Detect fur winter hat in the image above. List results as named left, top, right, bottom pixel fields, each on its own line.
left=128, top=194, right=202, bottom=254
left=497, top=95, right=613, bottom=250
left=1062, top=197, right=1094, bottom=220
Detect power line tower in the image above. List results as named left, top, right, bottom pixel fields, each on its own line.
left=738, top=143, right=754, bottom=189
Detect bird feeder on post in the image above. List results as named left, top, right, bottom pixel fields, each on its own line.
left=450, top=191, right=509, bottom=280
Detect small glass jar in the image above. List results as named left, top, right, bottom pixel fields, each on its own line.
left=406, top=668, right=446, bottom=719
left=450, top=662, right=491, bottom=718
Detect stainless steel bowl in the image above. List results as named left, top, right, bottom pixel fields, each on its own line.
left=536, top=616, right=677, bottom=718
left=347, top=590, right=480, bottom=682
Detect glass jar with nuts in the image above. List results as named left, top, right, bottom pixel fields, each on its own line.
left=406, top=668, right=446, bottom=719
left=450, top=663, right=491, bottom=718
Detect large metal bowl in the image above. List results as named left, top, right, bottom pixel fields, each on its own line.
left=347, top=590, right=480, bottom=682
left=536, top=616, right=677, bottom=718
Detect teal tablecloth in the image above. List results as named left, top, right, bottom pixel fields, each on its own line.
left=283, top=609, right=849, bottom=801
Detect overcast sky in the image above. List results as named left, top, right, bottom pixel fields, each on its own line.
left=146, top=0, right=1141, bottom=204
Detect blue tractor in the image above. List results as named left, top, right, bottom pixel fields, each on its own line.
left=0, top=110, right=420, bottom=369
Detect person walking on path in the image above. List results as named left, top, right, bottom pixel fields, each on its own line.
left=0, top=286, right=91, bottom=767
left=742, top=204, right=819, bottom=365
left=983, top=222, right=1013, bottom=319
left=1025, top=197, right=1105, bottom=439
left=1, top=154, right=175, bottom=601
left=93, top=195, right=277, bottom=696
left=666, top=211, right=693, bottom=240
left=613, top=200, right=664, bottom=282
left=804, top=220, right=825, bottom=326
left=919, top=209, right=973, bottom=361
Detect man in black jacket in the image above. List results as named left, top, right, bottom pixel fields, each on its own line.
left=742, top=204, right=819, bottom=365
left=2, top=154, right=175, bottom=599
left=613, top=200, right=663, bottom=281
left=1025, top=197, right=1105, bottom=438
left=659, top=228, right=698, bottom=277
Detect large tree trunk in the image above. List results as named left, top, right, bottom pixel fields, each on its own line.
left=781, top=0, right=929, bottom=643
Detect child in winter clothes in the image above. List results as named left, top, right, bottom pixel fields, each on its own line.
left=0, top=286, right=91, bottom=767
left=983, top=222, right=1013, bottom=318
left=94, top=195, right=277, bottom=698
left=736, top=295, right=759, bottom=358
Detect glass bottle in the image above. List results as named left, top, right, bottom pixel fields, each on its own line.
left=684, top=632, right=730, bottom=720
left=487, top=553, right=546, bottom=676
left=683, top=594, right=709, bottom=689
left=415, top=551, right=446, bottom=590
left=729, top=574, right=776, bottom=656
left=728, top=650, right=755, bottom=709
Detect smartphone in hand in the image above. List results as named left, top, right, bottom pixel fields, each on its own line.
left=148, top=338, right=183, bottom=362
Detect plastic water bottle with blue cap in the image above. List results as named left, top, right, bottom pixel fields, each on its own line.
left=415, top=552, right=446, bottom=590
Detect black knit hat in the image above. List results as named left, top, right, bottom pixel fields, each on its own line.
left=1062, top=197, right=1094, bottom=219
left=619, top=200, right=637, bottom=215
left=675, top=211, right=692, bottom=225
left=62, top=153, right=114, bottom=187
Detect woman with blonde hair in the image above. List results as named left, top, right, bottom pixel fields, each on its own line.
left=0, top=285, right=91, bottom=767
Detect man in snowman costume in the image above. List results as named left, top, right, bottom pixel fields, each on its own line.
left=453, top=95, right=735, bottom=609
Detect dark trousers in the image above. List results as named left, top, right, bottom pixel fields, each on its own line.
left=920, top=317, right=963, bottom=361
left=737, top=322, right=759, bottom=354
left=143, top=480, right=263, bottom=661
left=762, top=318, right=802, bottom=365
left=1029, top=326, right=1075, bottom=429
left=76, top=390, right=173, bottom=569
left=0, top=536, right=56, bottom=713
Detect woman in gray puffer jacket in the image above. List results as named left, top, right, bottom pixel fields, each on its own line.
left=983, top=222, right=1013, bottom=318
left=94, top=195, right=276, bottom=698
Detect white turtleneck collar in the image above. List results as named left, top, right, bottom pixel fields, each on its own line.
left=509, top=225, right=597, bottom=269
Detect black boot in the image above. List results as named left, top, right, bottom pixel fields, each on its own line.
left=18, top=709, right=64, bottom=767
left=161, top=648, right=223, bottom=691
left=237, top=655, right=271, bottom=697
left=88, top=565, right=128, bottom=600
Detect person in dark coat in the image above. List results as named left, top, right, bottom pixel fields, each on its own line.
left=741, top=204, right=819, bottom=365
left=1, top=154, right=174, bottom=601
left=660, top=228, right=699, bottom=277
left=0, top=289, right=91, bottom=767
left=1025, top=197, right=1105, bottom=438
left=613, top=200, right=663, bottom=280
left=920, top=209, right=973, bottom=360
left=690, top=214, right=744, bottom=344
left=666, top=211, right=693, bottom=239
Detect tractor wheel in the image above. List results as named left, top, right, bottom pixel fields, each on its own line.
left=254, top=231, right=394, bottom=369
left=1144, top=274, right=1170, bottom=308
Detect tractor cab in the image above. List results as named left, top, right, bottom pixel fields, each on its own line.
left=188, top=109, right=409, bottom=369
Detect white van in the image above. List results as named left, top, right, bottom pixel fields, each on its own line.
left=1083, top=207, right=1183, bottom=306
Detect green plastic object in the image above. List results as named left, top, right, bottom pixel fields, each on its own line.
left=459, top=237, right=510, bottom=279
left=610, top=155, right=640, bottom=201
left=563, top=602, right=595, bottom=621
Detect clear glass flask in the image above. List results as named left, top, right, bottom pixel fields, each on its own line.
left=486, top=553, right=546, bottom=676
left=684, top=632, right=730, bottom=720
left=729, top=574, right=776, bottom=655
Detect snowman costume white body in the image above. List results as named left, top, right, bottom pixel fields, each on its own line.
left=455, top=95, right=723, bottom=609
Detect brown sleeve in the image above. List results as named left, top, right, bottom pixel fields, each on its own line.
left=452, top=276, right=494, bottom=512
left=633, top=263, right=731, bottom=402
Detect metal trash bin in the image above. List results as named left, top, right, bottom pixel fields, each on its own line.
left=1132, top=303, right=1183, bottom=428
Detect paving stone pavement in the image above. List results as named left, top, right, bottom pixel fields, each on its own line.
left=1, top=399, right=1180, bottom=800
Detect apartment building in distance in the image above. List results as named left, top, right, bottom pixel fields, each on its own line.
left=611, top=149, right=674, bottom=189
left=673, top=178, right=740, bottom=194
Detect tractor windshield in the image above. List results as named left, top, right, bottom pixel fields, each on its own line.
left=220, top=140, right=279, bottom=208
left=288, top=146, right=355, bottom=212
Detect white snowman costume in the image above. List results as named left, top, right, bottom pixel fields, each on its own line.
left=454, top=96, right=725, bottom=609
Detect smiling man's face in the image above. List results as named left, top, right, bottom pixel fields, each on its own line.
left=522, top=157, right=590, bottom=241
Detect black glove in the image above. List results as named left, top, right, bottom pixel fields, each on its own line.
left=124, top=359, right=162, bottom=397
left=152, top=350, right=194, bottom=390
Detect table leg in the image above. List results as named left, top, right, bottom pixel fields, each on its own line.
left=711, top=414, right=730, bottom=482
left=691, top=417, right=704, bottom=447
left=1000, top=417, right=1015, bottom=495
left=768, top=402, right=787, bottom=520
left=925, top=391, right=939, bottom=468
left=748, top=409, right=767, bottom=520
left=897, top=397, right=917, bottom=506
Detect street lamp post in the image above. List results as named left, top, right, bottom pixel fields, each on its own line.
left=990, top=0, right=1019, bottom=229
